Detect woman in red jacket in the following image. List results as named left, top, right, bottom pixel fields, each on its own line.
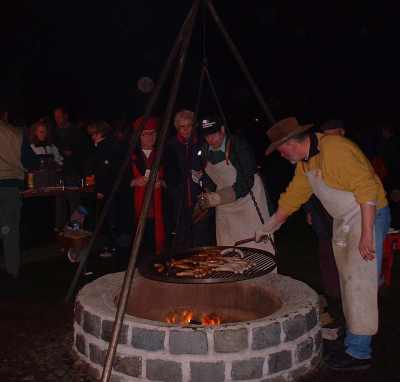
left=131, top=116, right=166, bottom=256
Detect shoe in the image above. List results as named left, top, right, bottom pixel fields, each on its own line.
left=323, top=337, right=344, bottom=361
left=326, top=350, right=372, bottom=371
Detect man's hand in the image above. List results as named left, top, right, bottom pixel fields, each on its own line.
left=359, top=231, right=375, bottom=261
left=255, top=209, right=288, bottom=242
left=97, top=192, right=104, bottom=200
left=359, top=203, right=376, bottom=261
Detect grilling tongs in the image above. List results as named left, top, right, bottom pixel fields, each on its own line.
left=234, top=233, right=275, bottom=250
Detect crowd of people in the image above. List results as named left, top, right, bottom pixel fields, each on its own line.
left=1, top=101, right=400, bottom=372
left=0, top=105, right=276, bottom=270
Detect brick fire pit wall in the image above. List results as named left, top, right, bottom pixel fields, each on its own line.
left=74, top=272, right=321, bottom=382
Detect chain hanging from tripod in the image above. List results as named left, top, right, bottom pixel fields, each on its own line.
left=194, top=0, right=265, bottom=225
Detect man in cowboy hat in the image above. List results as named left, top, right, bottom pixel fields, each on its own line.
left=256, top=117, right=390, bottom=370
left=197, top=116, right=275, bottom=255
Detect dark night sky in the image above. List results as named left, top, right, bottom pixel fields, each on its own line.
left=1, top=1, right=399, bottom=126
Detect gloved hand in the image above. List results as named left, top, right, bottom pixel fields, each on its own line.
left=198, top=192, right=219, bottom=209
left=198, top=187, right=236, bottom=209
left=255, top=214, right=283, bottom=242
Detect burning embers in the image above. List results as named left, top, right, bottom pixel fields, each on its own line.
left=165, top=307, right=221, bottom=326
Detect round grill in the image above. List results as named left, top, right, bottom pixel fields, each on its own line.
left=139, top=246, right=276, bottom=284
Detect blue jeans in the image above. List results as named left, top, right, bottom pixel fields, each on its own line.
left=375, top=206, right=391, bottom=285
left=345, top=205, right=391, bottom=359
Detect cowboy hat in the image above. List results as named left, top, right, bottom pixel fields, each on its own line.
left=265, top=117, right=313, bottom=156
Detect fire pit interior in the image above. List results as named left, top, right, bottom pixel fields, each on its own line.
left=125, top=276, right=283, bottom=324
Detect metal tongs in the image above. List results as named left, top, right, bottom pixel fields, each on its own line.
left=234, top=233, right=276, bottom=252
left=192, top=179, right=209, bottom=224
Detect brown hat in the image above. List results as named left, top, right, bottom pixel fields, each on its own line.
left=265, top=117, right=313, bottom=156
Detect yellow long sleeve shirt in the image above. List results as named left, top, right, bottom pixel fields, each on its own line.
left=278, top=133, right=387, bottom=216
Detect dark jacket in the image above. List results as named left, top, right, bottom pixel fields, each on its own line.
left=54, top=123, right=89, bottom=176
left=85, top=137, right=118, bottom=197
left=164, top=135, right=204, bottom=211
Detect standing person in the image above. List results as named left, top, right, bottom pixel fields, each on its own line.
left=256, top=117, right=390, bottom=370
left=0, top=106, right=38, bottom=279
left=131, top=116, right=166, bottom=256
left=85, top=121, right=118, bottom=258
left=164, top=110, right=214, bottom=250
left=53, top=106, right=87, bottom=177
left=29, top=120, right=64, bottom=167
left=52, top=106, right=87, bottom=228
left=198, top=116, right=274, bottom=254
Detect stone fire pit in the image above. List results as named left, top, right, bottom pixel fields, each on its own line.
left=74, top=272, right=321, bottom=381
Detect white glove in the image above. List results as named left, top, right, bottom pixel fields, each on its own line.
left=255, top=214, right=283, bottom=242
left=199, top=192, right=220, bottom=209
left=199, top=187, right=236, bottom=209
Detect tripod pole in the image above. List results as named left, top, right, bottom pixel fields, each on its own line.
left=100, top=1, right=201, bottom=381
left=64, top=1, right=197, bottom=303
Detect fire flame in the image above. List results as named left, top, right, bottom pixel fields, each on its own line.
left=165, top=309, right=221, bottom=326
left=165, top=309, right=193, bottom=325
left=201, top=313, right=221, bottom=326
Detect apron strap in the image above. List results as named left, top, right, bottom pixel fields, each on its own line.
left=225, top=136, right=234, bottom=165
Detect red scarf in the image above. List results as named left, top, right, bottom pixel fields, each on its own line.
left=132, top=150, right=165, bottom=255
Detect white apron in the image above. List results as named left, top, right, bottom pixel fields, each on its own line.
left=205, top=160, right=275, bottom=255
left=305, top=169, right=378, bottom=335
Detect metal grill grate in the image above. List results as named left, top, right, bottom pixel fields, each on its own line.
left=139, top=246, right=276, bottom=284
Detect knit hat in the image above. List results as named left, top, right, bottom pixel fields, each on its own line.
left=132, top=116, right=159, bottom=131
